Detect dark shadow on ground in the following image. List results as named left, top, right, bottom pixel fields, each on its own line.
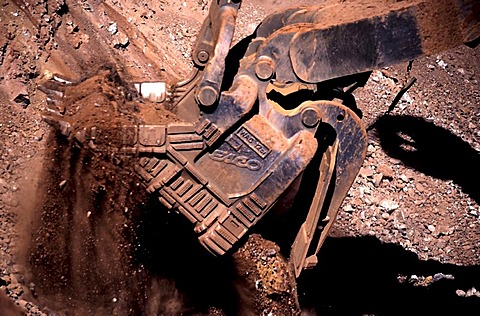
left=133, top=196, right=238, bottom=315
left=299, top=236, right=480, bottom=316
left=134, top=206, right=480, bottom=316
left=372, top=115, right=480, bottom=204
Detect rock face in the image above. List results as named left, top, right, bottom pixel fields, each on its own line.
left=0, top=0, right=479, bottom=315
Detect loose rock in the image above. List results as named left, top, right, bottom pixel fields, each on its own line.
left=379, top=199, right=399, bottom=213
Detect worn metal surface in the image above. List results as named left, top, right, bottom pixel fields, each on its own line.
left=41, top=0, right=479, bottom=277
left=291, top=140, right=337, bottom=278
left=290, top=101, right=367, bottom=277
left=249, top=0, right=479, bottom=85
left=194, top=1, right=240, bottom=107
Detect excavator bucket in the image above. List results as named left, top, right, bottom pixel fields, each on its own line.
left=40, top=0, right=479, bottom=278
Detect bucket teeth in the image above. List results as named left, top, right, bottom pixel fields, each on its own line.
left=41, top=115, right=72, bottom=137
left=37, top=84, right=64, bottom=100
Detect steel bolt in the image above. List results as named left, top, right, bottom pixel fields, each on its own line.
left=197, top=50, right=209, bottom=63
left=301, top=108, right=320, bottom=128
left=197, top=86, right=218, bottom=107
left=255, top=56, right=275, bottom=80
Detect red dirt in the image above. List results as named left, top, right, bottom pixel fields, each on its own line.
left=0, top=0, right=479, bottom=315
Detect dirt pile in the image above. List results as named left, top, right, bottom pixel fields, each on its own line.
left=233, top=234, right=300, bottom=316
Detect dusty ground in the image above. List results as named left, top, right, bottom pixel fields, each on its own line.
left=0, top=0, right=479, bottom=315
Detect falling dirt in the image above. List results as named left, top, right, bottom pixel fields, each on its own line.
left=23, top=69, right=146, bottom=314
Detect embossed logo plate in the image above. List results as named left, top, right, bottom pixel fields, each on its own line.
left=235, top=127, right=270, bottom=159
